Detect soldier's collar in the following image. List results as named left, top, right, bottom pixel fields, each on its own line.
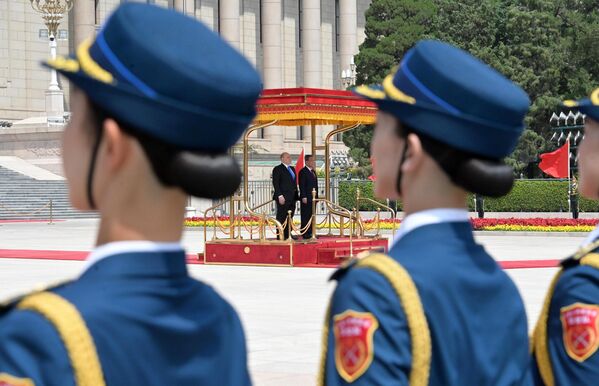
left=391, top=208, right=470, bottom=249
left=82, top=241, right=184, bottom=275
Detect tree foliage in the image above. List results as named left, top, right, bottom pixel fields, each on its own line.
left=344, top=0, right=599, bottom=175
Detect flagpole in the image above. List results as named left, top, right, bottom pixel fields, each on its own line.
left=568, top=133, right=571, bottom=179
left=566, top=132, right=572, bottom=213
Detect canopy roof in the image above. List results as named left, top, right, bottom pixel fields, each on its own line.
left=253, top=88, right=377, bottom=126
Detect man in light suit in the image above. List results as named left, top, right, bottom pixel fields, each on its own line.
left=272, top=152, right=298, bottom=239
left=299, top=154, right=318, bottom=239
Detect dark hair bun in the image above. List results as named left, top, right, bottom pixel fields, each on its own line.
left=167, top=152, right=242, bottom=199
left=452, top=159, right=514, bottom=197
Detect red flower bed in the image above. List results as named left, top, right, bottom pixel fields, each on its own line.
left=185, top=216, right=599, bottom=232
left=470, top=218, right=599, bottom=227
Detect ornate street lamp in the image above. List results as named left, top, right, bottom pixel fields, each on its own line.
left=341, top=57, right=357, bottom=89
left=549, top=110, right=586, bottom=218
left=29, top=0, right=74, bottom=117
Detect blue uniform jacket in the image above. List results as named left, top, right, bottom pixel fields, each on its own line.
left=323, top=221, right=529, bottom=385
left=0, top=250, right=251, bottom=386
left=528, top=241, right=599, bottom=386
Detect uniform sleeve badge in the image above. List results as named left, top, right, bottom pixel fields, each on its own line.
left=560, top=303, right=599, bottom=362
left=0, top=373, right=35, bottom=386
left=333, top=310, right=379, bottom=382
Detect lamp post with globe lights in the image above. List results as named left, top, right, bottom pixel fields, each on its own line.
left=341, top=57, right=357, bottom=89
left=29, top=0, right=74, bottom=120
left=548, top=110, right=586, bottom=218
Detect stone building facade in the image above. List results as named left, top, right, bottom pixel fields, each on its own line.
left=0, top=0, right=371, bottom=178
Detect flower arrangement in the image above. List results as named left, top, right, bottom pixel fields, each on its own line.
left=470, top=218, right=598, bottom=232
left=186, top=216, right=598, bottom=232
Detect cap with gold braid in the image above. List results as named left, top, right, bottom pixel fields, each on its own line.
left=564, top=87, right=599, bottom=122
left=44, top=2, right=262, bottom=153
left=354, top=40, right=530, bottom=159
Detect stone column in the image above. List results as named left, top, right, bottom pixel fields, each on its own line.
left=261, top=0, right=283, bottom=149
left=339, top=0, right=357, bottom=81
left=262, top=0, right=282, bottom=89
left=219, top=0, right=240, bottom=49
left=302, top=0, right=321, bottom=88
left=72, top=0, right=95, bottom=47
left=173, top=0, right=194, bottom=15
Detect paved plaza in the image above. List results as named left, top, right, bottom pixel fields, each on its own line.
left=0, top=219, right=587, bottom=385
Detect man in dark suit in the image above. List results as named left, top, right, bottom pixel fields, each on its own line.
left=272, top=152, right=298, bottom=239
left=299, top=154, right=318, bottom=239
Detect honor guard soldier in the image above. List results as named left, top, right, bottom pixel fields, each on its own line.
left=0, top=3, right=261, bottom=386
left=319, top=40, right=531, bottom=386
left=529, top=87, right=599, bottom=386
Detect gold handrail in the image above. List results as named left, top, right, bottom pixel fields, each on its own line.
left=241, top=120, right=285, bottom=239
left=324, top=123, right=360, bottom=202
left=312, top=197, right=363, bottom=257
left=318, top=198, right=363, bottom=234
left=243, top=121, right=277, bottom=208
left=355, top=188, right=398, bottom=237
left=251, top=199, right=274, bottom=212
left=203, top=196, right=240, bottom=245
left=201, top=185, right=397, bottom=247
left=243, top=199, right=285, bottom=241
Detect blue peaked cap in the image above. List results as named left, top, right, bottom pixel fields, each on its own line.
left=44, top=3, right=262, bottom=152
left=354, top=40, right=531, bottom=159
left=563, top=87, right=599, bottom=122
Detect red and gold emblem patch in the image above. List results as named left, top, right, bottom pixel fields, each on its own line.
left=560, top=303, right=599, bottom=362
left=333, top=310, right=379, bottom=382
left=0, top=373, right=34, bottom=386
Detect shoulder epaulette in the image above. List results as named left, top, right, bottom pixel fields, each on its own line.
left=0, top=279, right=73, bottom=314
left=328, top=250, right=373, bottom=282
left=17, top=291, right=106, bottom=386
left=561, top=240, right=599, bottom=269
left=323, top=253, right=431, bottom=386
left=534, top=238, right=599, bottom=386
left=329, top=257, right=358, bottom=282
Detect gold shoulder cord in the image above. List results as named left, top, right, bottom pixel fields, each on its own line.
left=531, top=269, right=562, bottom=386
left=318, top=253, right=431, bottom=386
left=317, top=304, right=332, bottom=386
left=531, top=244, right=599, bottom=386
left=17, top=292, right=106, bottom=386
left=580, top=253, right=599, bottom=270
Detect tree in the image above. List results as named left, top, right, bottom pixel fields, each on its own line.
left=344, top=0, right=599, bottom=171
left=355, top=0, right=436, bottom=84
left=344, top=0, right=436, bottom=171
left=504, top=129, right=547, bottom=178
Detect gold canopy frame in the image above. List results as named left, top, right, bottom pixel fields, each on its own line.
left=200, top=87, right=403, bottom=258
left=244, top=87, right=377, bottom=206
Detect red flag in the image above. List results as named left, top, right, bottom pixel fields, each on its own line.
left=295, top=148, right=305, bottom=185
left=539, top=142, right=569, bottom=178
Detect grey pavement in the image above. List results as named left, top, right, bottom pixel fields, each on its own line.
left=0, top=219, right=587, bottom=385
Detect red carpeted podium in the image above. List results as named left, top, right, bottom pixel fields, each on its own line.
left=201, top=236, right=389, bottom=267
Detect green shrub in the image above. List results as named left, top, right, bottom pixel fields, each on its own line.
left=339, top=181, right=402, bottom=211
left=483, top=180, right=568, bottom=212
left=339, top=180, right=599, bottom=212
